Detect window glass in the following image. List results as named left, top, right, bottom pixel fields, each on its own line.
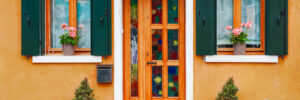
left=77, top=0, right=91, bottom=48
left=51, top=0, right=69, bottom=48
left=242, top=0, right=261, bottom=48
left=130, top=0, right=138, bottom=97
left=216, top=0, right=233, bottom=48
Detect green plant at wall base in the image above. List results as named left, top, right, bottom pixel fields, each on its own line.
left=216, top=77, right=239, bottom=100
left=73, top=78, right=95, bottom=100
left=59, top=23, right=81, bottom=46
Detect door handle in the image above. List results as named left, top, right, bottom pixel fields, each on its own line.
left=277, top=16, right=281, bottom=27
left=147, top=62, right=157, bottom=65
left=100, top=17, right=104, bottom=28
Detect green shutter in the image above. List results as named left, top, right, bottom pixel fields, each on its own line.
left=265, top=0, right=288, bottom=55
left=91, top=0, right=112, bottom=56
left=21, top=0, right=44, bottom=56
left=196, top=0, right=217, bottom=55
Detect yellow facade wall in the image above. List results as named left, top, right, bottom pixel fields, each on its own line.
left=193, top=0, right=300, bottom=100
left=1, top=0, right=300, bottom=100
left=0, top=0, right=114, bottom=100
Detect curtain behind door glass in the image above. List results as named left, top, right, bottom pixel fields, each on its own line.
left=77, top=0, right=91, bottom=48
left=242, top=0, right=261, bottom=48
left=51, top=0, right=69, bottom=48
left=217, top=0, right=233, bottom=48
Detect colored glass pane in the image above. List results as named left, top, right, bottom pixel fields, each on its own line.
left=168, top=66, right=179, bottom=97
left=152, top=30, right=163, bottom=60
left=77, top=0, right=91, bottom=48
left=130, top=0, right=138, bottom=97
left=152, top=0, right=162, bottom=24
left=51, top=0, right=69, bottom=48
left=168, top=0, right=178, bottom=24
left=152, top=66, right=162, bottom=97
left=168, top=30, right=178, bottom=60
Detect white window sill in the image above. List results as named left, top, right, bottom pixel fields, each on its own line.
left=32, top=55, right=102, bottom=63
left=205, top=55, right=278, bottom=63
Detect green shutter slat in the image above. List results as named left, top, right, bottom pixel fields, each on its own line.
left=91, top=0, right=112, bottom=56
left=196, top=0, right=217, bottom=55
left=265, top=0, right=288, bottom=55
left=21, top=0, right=44, bottom=56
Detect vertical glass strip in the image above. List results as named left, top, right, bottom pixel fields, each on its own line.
left=130, top=0, right=138, bottom=97
left=152, top=66, right=163, bottom=97
left=168, top=30, right=178, bottom=60
left=152, top=0, right=162, bottom=24
left=168, top=66, right=179, bottom=97
left=168, top=0, right=178, bottom=24
left=242, top=0, right=261, bottom=48
left=77, top=0, right=91, bottom=48
left=216, top=0, right=233, bottom=48
left=51, top=0, right=69, bottom=48
left=152, top=30, right=163, bottom=60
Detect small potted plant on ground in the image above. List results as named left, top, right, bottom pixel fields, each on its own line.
left=225, top=21, right=253, bottom=55
left=59, top=23, right=80, bottom=56
left=216, top=77, right=239, bottom=100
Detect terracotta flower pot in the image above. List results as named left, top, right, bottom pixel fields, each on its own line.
left=62, top=43, right=74, bottom=56
left=233, top=43, right=246, bottom=55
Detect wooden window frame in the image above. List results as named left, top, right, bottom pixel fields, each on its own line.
left=217, top=0, right=265, bottom=55
left=45, top=0, right=91, bottom=55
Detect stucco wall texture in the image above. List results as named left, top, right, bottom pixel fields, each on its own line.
left=193, top=0, right=300, bottom=100
left=1, top=0, right=300, bottom=100
left=0, top=0, right=114, bottom=100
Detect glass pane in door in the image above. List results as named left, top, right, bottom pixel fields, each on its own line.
left=152, top=66, right=163, bottom=97
left=152, top=30, right=163, bottom=60
left=168, top=30, right=178, bottom=60
left=152, top=0, right=162, bottom=24
left=168, top=0, right=178, bottom=24
left=130, top=0, right=139, bottom=97
left=168, top=66, right=179, bottom=97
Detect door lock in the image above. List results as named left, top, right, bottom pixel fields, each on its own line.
left=147, top=62, right=157, bottom=65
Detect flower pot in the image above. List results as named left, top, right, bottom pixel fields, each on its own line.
left=233, top=43, right=246, bottom=55
left=62, top=43, right=74, bottom=56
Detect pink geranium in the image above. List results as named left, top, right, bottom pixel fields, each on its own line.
left=60, top=23, right=68, bottom=29
left=69, top=32, right=77, bottom=38
left=245, top=23, right=252, bottom=28
left=247, top=21, right=253, bottom=24
left=241, top=23, right=246, bottom=27
left=225, top=25, right=232, bottom=30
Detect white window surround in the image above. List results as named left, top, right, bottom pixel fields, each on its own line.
left=205, top=55, right=278, bottom=63
left=32, top=56, right=102, bottom=63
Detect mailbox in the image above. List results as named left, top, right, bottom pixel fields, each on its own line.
left=97, top=65, right=113, bottom=83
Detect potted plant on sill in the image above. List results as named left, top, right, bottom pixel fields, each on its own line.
left=225, top=21, right=253, bottom=55
left=59, top=23, right=81, bottom=56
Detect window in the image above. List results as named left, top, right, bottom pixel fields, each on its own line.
left=216, top=0, right=265, bottom=54
left=46, top=0, right=91, bottom=54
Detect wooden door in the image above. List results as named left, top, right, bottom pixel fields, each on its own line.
left=124, top=0, right=185, bottom=100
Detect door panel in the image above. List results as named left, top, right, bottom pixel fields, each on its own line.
left=124, top=0, right=185, bottom=100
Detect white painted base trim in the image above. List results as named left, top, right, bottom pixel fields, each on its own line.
left=205, top=55, right=278, bottom=63
left=32, top=56, right=102, bottom=63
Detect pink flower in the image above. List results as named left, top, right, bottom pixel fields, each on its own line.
left=225, top=25, right=232, bottom=30
left=69, top=32, right=77, bottom=38
left=232, top=28, right=241, bottom=36
left=78, top=25, right=84, bottom=29
left=238, top=27, right=243, bottom=33
left=245, top=23, right=252, bottom=28
left=247, top=21, right=253, bottom=24
left=60, top=23, right=68, bottom=29
left=68, top=27, right=77, bottom=32
left=241, top=23, right=246, bottom=27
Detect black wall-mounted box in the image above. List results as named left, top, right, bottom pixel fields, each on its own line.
left=97, top=65, right=113, bottom=83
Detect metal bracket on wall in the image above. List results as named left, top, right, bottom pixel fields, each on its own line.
left=281, top=55, right=284, bottom=60
left=26, top=56, right=30, bottom=60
